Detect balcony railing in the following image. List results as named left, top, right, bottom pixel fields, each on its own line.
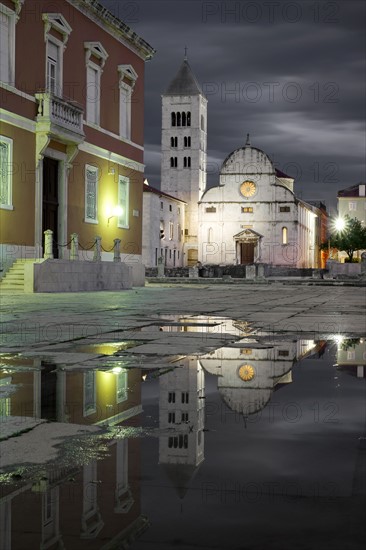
left=35, top=92, right=84, bottom=137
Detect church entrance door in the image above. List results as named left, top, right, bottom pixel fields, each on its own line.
left=240, top=242, right=255, bottom=264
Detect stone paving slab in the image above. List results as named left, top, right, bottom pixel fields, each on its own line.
left=0, top=285, right=365, bottom=368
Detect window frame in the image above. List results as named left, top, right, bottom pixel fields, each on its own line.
left=0, top=4, right=16, bottom=86
left=0, top=135, right=13, bottom=210
left=84, top=164, right=99, bottom=224
left=117, top=175, right=130, bottom=229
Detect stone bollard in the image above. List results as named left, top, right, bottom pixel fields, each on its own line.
left=157, top=255, right=165, bottom=277
left=93, top=236, right=102, bottom=261
left=113, top=239, right=121, bottom=262
left=189, top=266, right=199, bottom=278
left=361, top=252, right=366, bottom=274
left=256, top=264, right=265, bottom=279
left=43, top=229, right=53, bottom=259
left=70, top=233, right=79, bottom=261
left=246, top=265, right=256, bottom=280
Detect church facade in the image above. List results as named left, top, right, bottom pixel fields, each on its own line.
left=156, top=57, right=325, bottom=269
left=198, top=138, right=324, bottom=267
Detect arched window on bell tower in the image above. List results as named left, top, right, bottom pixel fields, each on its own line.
left=177, top=112, right=181, bottom=126
left=182, top=112, right=186, bottom=126
left=171, top=112, right=176, bottom=126
left=282, top=227, right=288, bottom=244
left=187, top=112, right=191, bottom=126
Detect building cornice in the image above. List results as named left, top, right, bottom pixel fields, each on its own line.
left=67, top=0, right=155, bottom=61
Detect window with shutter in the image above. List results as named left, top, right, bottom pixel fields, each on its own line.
left=85, top=165, right=98, bottom=223
left=0, top=136, right=12, bottom=209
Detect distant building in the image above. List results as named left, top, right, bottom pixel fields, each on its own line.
left=0, top=0, right=155, bottom=286
left=338, top=184, right=366, bottom=225
left=156, top=57, right=325, bottom=269
left=142, top=182, right=185, bottom=268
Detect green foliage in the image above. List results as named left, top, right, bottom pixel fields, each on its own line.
left=320, top=216, right=366, bottom=261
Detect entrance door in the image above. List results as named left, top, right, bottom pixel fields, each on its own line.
left=42, top=157, right=59, bottom=258
left=240, top=242, right=255, bottom=264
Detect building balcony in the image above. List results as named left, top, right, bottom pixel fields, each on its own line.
left=35, top=92, right=85, bottom=144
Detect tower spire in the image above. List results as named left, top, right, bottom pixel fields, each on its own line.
left=184, top=46, right=188, bottom=61
left=245, top=133, right=250, bottom=147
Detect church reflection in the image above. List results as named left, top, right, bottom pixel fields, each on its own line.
left=156, top=321, right=323, bottom=498
left=0, top=363, right=147, bottom=549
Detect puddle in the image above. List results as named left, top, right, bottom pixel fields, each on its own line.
left=0, top=332, right=365, bottom=549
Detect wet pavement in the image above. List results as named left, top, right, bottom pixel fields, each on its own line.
left=0, top=285, right=365, bottom=549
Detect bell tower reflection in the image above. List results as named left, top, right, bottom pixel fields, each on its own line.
left=158, top=357, right=205, bottom=498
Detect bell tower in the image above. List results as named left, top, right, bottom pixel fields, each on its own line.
left=161, top=55, right=207, bottom=265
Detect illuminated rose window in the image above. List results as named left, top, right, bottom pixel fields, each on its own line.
left=238, top=364, right=255, bottom=381
left=240, top=181, right=257, bottom=198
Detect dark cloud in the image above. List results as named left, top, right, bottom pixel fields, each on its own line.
left=101, top=0, right=365, bottom=208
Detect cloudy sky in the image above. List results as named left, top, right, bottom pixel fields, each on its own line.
left=101, top=0, right=365, bottom=212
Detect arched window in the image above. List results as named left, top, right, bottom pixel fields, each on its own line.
left=174, top=137, right=177, bottom=147
left=177, top=112, right=181, bottom=126
left=184, top=136, right=187, bottom=147
left=182, top=112, right=186, bottom=126
left=187, top=112, right=191, bottom=126
left=171, top=137, right=177, bottom=148
left=187, top=136, right=191, bottom=147
left=170, top=157, right=174, bottom=168
left=174, top=157, right=177, bottom=167
left=282, top=227, right=288, bottom=244
left=187, top=157, right=191, bottom=168
left=170, top=137, right=174, bottom=147
left=171, top=112, right=176, bottom=126
left=183, top=157, right=187, bottom=168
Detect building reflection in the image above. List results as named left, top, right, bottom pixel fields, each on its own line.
left=158, top=357, right=205, bottom=499
left=154, top=317, right=323, bottom=498
left=199, top=338, right=319, bottom=416
left=0, top=360, right=147, bottom=549
left=336, top=338, right=366, bottom=378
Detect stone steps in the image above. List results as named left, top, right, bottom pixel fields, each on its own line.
left=0, top=259, right=41, bottom=292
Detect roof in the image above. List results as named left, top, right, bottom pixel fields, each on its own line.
left=163, top=59, right=204, bottom=96
left=275, top=168, right=292, bottom=179
left=161, top=463, right=201, bottom=500
left=338, top=184, right=365, bottom=198
left=143, top=184, right=186, bottom=203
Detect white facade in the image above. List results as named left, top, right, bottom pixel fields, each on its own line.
left=199, top=338, right=317, bottom=416
left=142, top=183, right=185, bottom=268
left=198, top=141, right=320, bottom=267
left=160, top=59, right=207, bottom=265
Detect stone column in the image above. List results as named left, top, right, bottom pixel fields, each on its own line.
left=94, top=236, right=102, bottom=261
left=70, top=233, right=79, bottom=261
left=113, top=239, right=121, bottom=262
left=43, top=229, right=53, bottom=259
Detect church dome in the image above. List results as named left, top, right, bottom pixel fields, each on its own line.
left=220, top=139, right=275, bottom=177
left=219, top=387, right=272, bottom=415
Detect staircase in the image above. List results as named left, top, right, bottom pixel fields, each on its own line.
left=0, top=259, right=41, bottom=292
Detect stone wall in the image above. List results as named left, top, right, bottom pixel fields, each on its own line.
left=146, top=266, right=189, bottom=278
left=25, top=260, right=133, bottom=292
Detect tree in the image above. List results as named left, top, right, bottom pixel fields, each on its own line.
left=321, top=216, right=366, bottom=262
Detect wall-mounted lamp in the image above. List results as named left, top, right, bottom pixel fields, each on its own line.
left=107, top=205, right=123, bottom=226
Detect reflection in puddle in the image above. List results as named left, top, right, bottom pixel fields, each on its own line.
left=0, top=326, right=365, bottom=549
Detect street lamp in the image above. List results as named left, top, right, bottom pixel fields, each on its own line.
left=107, top=205, right=123, bottom=226
left=328, top=216, right=346, bottom=259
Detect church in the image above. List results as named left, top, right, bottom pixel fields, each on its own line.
left=144, top=56, right=326, bottom=269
